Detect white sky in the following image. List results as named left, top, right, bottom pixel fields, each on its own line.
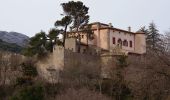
left=0, top=0, right=170, bottom=37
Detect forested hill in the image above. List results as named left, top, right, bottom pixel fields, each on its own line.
left=0, top=39, right=23, bottom=53
left=0, top=31, right=30, bottom=53
left=0, top=31, right=29, bottom=47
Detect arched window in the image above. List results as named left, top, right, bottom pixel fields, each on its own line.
left=117, top=38, right=122, bottom=46
left=123, top=40, right=128, bottom=46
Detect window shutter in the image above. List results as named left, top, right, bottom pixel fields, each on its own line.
left=130, top=41, right=132, bottom=47
left=112, top=37, right=115, bottom=44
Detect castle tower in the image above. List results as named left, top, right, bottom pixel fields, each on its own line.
left=134, top=30, right=146, bottom=54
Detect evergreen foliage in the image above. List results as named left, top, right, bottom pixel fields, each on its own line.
left=147, top=22, right=161, bottom=49
left=24, top=30, right=62, bottom=57
left=60, top=1, right=90, bottom=52
left=140, top=22, right=163, bottom=51
left=16, top=60, right=38, bottom=86
left=47, top=28, right=61, bottom=52
left=55, top=16, right=72, bottom=47
left=10, top=85, right=44, bottom=100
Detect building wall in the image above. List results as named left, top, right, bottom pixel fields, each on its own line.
left=37, top=44, right=146, bottom=83
left=99, top=29, right=110, bottom=50
left=37, top=46, right=102, bottom=83
left=80, top=28, right=136, bottom=53
left=65, top=38, right=77, bottom=52
left=64, top=49, right=101, bottom=72
left=37, top=46, right=64, bottom=83
left=134, top=34, right=146, bottom=54
left=109, top=30, right=135, bottom=52
left=67, top=22, right=146, bottom=54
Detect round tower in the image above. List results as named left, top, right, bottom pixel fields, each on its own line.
left=134, top=30, right=146, bottom=54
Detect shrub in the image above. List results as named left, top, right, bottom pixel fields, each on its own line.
left=10, top=84, right=44, bottom=100
left=55, top=88, right=111, bottom=100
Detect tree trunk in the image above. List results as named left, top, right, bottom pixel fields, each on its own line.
left=63, top=25, right=68, bottom=47
left=77, top=27, right=81, bottom=53
left=50, top=40, right=53, bottom=52
left=86, top=33, right=89, bottom=49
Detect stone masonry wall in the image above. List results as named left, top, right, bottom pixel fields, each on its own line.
left=64, top=49, right=101, bottom=73
left=37, top=46, right=118, bottom=83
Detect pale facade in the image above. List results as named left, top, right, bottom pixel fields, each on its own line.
left=67, top=22, right=146, bottom=54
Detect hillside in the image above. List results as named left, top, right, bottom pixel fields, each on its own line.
left=0, top=31, right=29, bottom=47
left=0, top=39, right=23, bottom=53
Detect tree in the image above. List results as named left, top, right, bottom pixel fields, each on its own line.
left=47, top=28, right=61, bottom=52
left=61, top=1, right=89, bottom=52
left=140, top=22, right=163, bottom=51
left=10, top=84, right=44, bottom=100
left=140, top=26, right=149, bottom=36
left=55, top=16, right=72, bottom=47
left=115, top=55, right=131, bottom=100
left=108, top=54, right=131, bottom=100
left=24, top=31, right=47, bottom=57
left=24, top=28, right=62, bottom=56
left=147, top=22, right=162, bottom=50
left=164, top=30, right=170, bottom=53
left=80, top=24, right=94, bottom=46
left=16, top=59, right=38, bottom=86
left=30, top=31, right=47, bottom=47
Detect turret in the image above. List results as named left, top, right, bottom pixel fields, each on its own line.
left=134, top=30, right=146, bottom=54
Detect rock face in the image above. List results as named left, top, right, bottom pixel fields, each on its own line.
left=0, top=31, right=29, bottom=47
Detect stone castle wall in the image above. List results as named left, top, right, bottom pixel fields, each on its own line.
left=64, top=49, right=101, bottom=72
left=37, top=46, right=64, bottom=83
left=37, top=46, right=102, bottom=83
left=37, top=46, right=118, bottom=83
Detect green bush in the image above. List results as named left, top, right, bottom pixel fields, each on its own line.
left=10, top=85, right=44, bottom=100
left=21, top=61, right=38, bottom=77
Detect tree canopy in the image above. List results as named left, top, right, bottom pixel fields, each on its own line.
left=25, top=1, right=92, bottom=56
left=59, top=1, right=90, bottom=52
left=140, top=22, right=163, bottom=51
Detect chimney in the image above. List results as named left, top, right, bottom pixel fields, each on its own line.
left=128, top=26, right=131, bottom=32
left=109, top=23, right=113, bottom=28
left=97, top=22, right=101, bottom=29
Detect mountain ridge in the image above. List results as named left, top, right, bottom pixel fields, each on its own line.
left=0, top=31, right=29, bottom=47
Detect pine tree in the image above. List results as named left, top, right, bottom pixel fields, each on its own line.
left=55, top=16, right=72, bottom=47
left=147, top=22, right=161, bottom=50
left=61, top=1, right=89, bottom=52
left=164, top=31, right=170, bottom=52
left=80, top=24, right=94, bottom=46
left=47, top=28, right=61, bottom=52
left=24, top=31, right=47, bottom=57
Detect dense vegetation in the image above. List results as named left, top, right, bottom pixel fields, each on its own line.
left=0, top=39, right=23, bottom=53
left=0, top=48, right=170, bottom=100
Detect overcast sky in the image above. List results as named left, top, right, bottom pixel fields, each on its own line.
left=0, top=0, right=170, bottom=37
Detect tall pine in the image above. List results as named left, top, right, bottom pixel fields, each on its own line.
left=61, top=1, right=89, bottom=52
left=147, top=22, right=161, bottom=50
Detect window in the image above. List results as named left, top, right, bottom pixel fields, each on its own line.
left=112, top=37, right=115, bottom=44
left=82, top=35, right=84, bottom=39
left=129, top=41, right=132, bottom=47
left=117, top=39, right=122, bottom=46
left=123, top=40, right=128, bottom=46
